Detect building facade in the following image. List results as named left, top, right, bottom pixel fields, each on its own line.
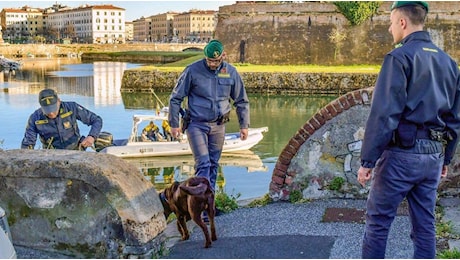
left=132, top=16, right=151, bottom=42
left=46, top=4, right=125, bottom=44
left=149, top=12, right=177, bottom=43
left=0, top=6, right=44, bottom=43
left=173, top=10, right=217, bottom=43
left=0, top=4, right=217, bottom=44
left=125, top=21, right=133, bottom=42
left=1, top=4, right=125, bottom=44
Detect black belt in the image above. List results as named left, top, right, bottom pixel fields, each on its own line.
left=416, top=129, right=444, bottom=142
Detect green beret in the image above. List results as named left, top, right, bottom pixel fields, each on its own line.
left=204, top=40, right=224, bottom=58
left=391, top=1, right=429, bottom=12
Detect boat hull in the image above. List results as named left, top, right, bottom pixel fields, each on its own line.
left=99, top=127, right=268, bottom=158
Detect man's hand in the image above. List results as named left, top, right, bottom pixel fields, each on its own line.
left=171, top=127, right=182, bottom=139
left=357, top=166, right=373, bottom=187
left=441, top=165, right=448, bottom=178
left=240, top=128, right=248, bottom=140
left=81, top=136, right=95, bottom=148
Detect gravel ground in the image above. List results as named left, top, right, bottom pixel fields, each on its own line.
left=165, top=199, right=413, bottom=259
left=16, top=199, right=415, bottom=259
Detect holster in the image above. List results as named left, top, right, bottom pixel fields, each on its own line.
left=180, top=109, right=190, bottom=133
left=393, top=120, right=450, bottom=148
left=216, top=112, right=230, bottom=125
left=394, top=123, right=417, bottom=148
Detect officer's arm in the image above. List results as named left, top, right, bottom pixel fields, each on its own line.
left=21, top=114, right=39, bottom=149
left=74, top=103, right=103, bottom=139
left=230, top=70, right=250, bottom=129
left=169, top=68, right=191, bottom=129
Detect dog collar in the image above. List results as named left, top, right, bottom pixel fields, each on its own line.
left=160, top=192, right=168, bottom=202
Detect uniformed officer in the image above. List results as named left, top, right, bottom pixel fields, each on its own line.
left=357, top=1, right=460, bottom=258
left=21, top=88, right=103, bottom=150
left=168, top=39, right=250, bottom=192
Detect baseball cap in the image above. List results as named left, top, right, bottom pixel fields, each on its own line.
left=38, top=89, right=59, bottom=114
left=391, top=1, right=429, bottom=12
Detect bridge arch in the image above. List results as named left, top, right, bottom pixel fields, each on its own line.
left=181, top=47, right=204, bottom=52
left=268, top=87, right=374, bottom=201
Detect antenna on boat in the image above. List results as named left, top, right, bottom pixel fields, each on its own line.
left=150, top=89, right=166, bottom=108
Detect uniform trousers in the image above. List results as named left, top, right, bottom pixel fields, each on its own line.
left=362, top=139, right=444, bottom=259
left=186, top=121, right=225, bottom=191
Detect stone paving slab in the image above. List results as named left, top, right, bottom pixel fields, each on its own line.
left=164, top=234, right=336, bottom=259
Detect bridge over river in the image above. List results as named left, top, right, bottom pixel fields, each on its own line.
left=0, top=43, right=206, bottom=59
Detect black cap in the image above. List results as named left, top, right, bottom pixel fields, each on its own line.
left=38, top=89, right=59, bottom=114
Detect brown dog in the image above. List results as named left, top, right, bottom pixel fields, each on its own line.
left=159, top=176, right=217, bottom=248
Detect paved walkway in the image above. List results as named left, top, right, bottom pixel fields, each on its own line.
left=161, top=199, right=414, bottom=259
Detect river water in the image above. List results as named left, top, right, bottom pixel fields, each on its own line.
left=0, top=58, right=337, bottom=200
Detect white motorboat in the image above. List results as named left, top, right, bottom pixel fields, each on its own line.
left=0, top=56, right=21, bottom=70
left=99, top=113, right=269, bottom=158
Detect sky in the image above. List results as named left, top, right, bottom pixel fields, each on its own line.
left=0, top=0, right=236, bottom=21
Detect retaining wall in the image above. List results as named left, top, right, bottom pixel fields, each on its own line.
left=121, top=70, right=378, bottom=95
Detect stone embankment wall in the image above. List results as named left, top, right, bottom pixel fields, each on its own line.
left=121, top=69, right=378, bottom=95
left=0, top=149, right=168, bottom=258
left=217, top=1, right=460, bottom=65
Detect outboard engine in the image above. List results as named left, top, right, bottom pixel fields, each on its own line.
left=94, top=131, right=114, bottom=152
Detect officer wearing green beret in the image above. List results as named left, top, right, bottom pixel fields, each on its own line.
left=358, top=1, right=460, bottom=258
left=168, top=40, right=250, bottom=197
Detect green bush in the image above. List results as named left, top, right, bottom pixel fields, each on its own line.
left=333, top=2, right=382, bottom=26
left=329, top=176, right=345, bottom=191
left=289, top=190, right=303, bottom=203
left=215, top=190, right=240, bottom=213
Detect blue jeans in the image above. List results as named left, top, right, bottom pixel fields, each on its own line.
left=362, top=140, right=443, bottom=259
left=186, top=122, right=225, bottom=191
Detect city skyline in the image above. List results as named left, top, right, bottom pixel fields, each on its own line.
left=0, top=1, right=235, bottom=21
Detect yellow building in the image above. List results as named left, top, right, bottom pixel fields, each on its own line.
left=149, top=12, right=177, bottom=43
left=0, top=6, right=44, bottom=43
left=173, top=10, right=217, bottom=43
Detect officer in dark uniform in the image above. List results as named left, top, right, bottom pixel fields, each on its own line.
left=21, top=88, right=103, bottom=150
left=168, top=39, right=250, bottom=192
left=357, top=1, right=460, bottom=258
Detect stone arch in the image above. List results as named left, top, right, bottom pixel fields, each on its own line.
left=269, top=87, right=374, bottom=201
left=182, top=47, right=203, bottom=52
left=0, top=149, right=166, bottom=258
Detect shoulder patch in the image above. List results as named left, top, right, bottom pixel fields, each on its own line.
left=61, top=111, right=73, bottom=118
left=422, top=47, right=438, bottom=53
left=35, top=119, right=48, bottom=125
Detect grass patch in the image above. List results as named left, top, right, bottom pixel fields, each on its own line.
left=246, top=194, right=273, bottom=207
left=437, top=248, right=460, bottom=259
left=130, top=52, right=381, bottom=73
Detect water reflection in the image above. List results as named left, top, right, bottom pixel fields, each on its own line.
left=124, top=151, right=268, bottom=193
